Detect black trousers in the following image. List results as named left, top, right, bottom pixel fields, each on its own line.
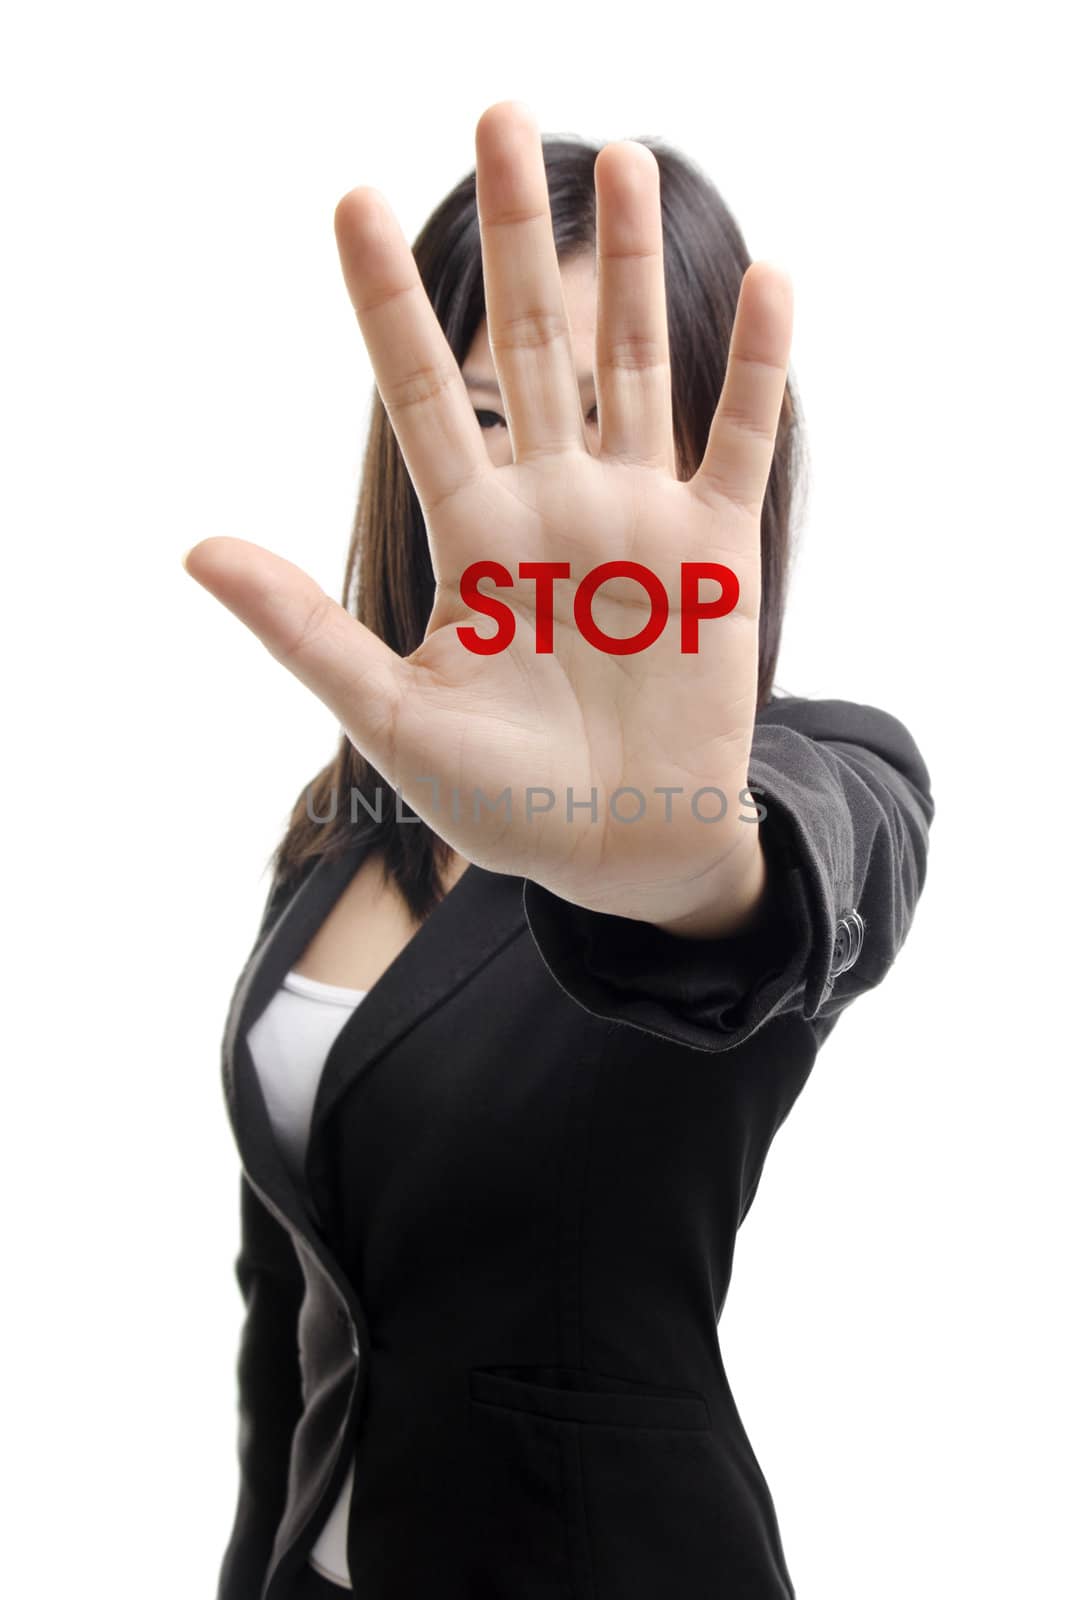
left=287, top=1562, right=353, bottom=1599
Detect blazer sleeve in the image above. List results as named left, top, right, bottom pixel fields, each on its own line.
left=521, top=696, right=935, bottom=1054
left=217, top=1172, right=306, bottom=1600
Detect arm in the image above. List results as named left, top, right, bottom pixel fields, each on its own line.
left=217, top=1172, right=306, bottom=1600
left=521, top=695, right=935, bottom=1053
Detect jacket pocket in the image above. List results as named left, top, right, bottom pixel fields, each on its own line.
left=468, top=1363, right=711, bottom=1430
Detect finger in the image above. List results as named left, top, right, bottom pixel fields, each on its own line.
left=334, top=188, right=493, bottom=532
left=593, top=141, right=675, bottom=471
left=690, top=263, right=794, bottom=519
left=182, top=536, right=407, bottom=777
left=475, top=100, right=587, bottom=460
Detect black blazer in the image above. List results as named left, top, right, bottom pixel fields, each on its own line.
left=216, top=692, right=934, bottom=1600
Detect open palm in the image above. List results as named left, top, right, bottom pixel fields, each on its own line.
left=183, top=101, right=794, bottom=933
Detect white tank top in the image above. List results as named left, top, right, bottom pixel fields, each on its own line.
left=246, top=968, right=366, bottom=1590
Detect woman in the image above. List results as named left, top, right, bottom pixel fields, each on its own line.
left=184, top=101, right=934, bottom=1600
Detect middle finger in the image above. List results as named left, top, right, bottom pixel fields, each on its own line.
left=475, top=101, right=588, bottom=462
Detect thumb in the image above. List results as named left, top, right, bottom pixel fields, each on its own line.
left=182, top=535, right=406, bottom=770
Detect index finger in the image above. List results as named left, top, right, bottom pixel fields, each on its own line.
left=690, top=263, right=794, bottom=520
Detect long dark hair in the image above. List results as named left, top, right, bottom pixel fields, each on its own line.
left=268, top=132, right=809, bottom=921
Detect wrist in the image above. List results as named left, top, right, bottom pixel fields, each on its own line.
left=643, top=832, right=768, bottom=941
left=568, top=829, right=768, bottom=941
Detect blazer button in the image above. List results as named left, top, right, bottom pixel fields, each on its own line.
left=829, top=909, right=864, bottom=977
left=840, top=908, right=864, bottom=971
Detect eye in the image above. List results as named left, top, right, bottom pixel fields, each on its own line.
left=474, top=405, right=599, bottom=431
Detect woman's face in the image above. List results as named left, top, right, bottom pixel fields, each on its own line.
left=460, top=249, right=601, bottom=468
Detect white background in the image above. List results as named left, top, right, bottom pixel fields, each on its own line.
left=3, top=2, right=1062, bottom=1595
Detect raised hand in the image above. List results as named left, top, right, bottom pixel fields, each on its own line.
left=182, top=101, right=794, bottom=938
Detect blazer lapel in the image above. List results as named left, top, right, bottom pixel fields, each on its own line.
left=221, top=832, right=528, bottom=1244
